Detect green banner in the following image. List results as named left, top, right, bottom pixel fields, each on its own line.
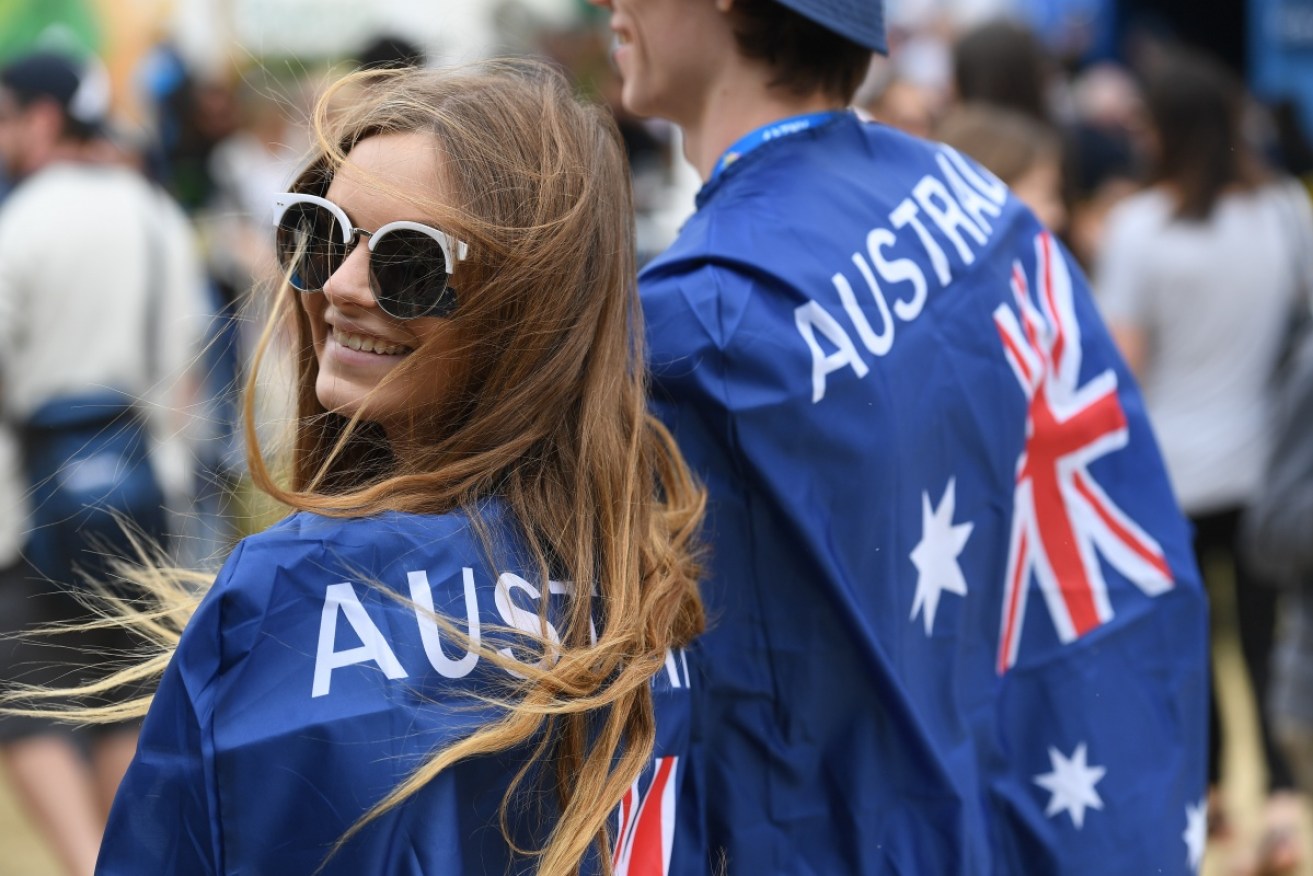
left=0, top=0, right=100, bottom=62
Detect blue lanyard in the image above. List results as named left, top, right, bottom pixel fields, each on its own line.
left=709, top=110, right=846, bottom=183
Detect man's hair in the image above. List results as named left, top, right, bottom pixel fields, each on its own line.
left=729, top=0, right=872, bottom=102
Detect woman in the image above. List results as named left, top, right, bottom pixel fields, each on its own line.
left=1097, top=50, right=1308, bottom=876
left=53, top=60, right=705, bottom=875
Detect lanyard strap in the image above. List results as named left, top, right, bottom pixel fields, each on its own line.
left=709, top=110, right=846, bottom=183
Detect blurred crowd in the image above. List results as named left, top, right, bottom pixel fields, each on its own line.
left=0, top=5, right=1310, bottom=875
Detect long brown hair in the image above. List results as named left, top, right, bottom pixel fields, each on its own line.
left=31, top=60, right=706, bottom=875
left=1144, top=50, right=1265, bottom=221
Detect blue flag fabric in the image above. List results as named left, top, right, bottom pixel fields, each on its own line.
left=97, top=507, right=693, bottom=875
left=642, top=113, right=1209, bottom=874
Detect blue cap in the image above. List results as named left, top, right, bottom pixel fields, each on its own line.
left=774, top=0, right=887, bottom=54
left=0, top=51, right=110, bottom=133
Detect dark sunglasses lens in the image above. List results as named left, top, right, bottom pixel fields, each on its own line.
left=370, top=230, right=455, bottom=319
left=275, top=203, right=342, bottom=291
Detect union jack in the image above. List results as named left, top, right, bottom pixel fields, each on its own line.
left=993, top=232, right=1174, bottom=674
left=612, top=755, right=678, bottom=876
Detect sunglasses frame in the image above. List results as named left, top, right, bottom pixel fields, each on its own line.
left=271, top=192, right=470, bottom=318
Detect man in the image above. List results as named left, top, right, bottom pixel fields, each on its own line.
left=590, top=0, right=1209, bottom=872
left=0, top=50, right=206, bottom=876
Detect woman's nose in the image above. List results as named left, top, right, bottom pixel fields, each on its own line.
left=321, top=243, right=375, bottom=311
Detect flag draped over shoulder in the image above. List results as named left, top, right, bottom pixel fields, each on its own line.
left=642, top=113, right=1209, bottom=875
left=97, top=508, right=693, bottom=875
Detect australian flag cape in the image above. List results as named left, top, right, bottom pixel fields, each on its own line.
left=642, top=112, right=1209, bottom=875
left=97, top=506, right=692, bottom=875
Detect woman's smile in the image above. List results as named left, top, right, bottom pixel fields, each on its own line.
left=328, top=325, right=413, bottom=358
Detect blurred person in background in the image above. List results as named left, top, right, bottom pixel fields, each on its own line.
left=1268, top=98, right=1313, bottom=188
left=137, top=44, right=254, bottom=570
left=949, top=20, right=1147, bottom=273
left=198, top=66, right=310, bottom=551
left=1062, top=62, right=1145, bottom=271
left=354, top=33, right=426, bottom=71
left=951, top=17, right=1053, bottom=122
left=203, top=65, right=311, bottom=304
left=1243, top=294, right=1313, bottom=807
left=1068, top=61, right=1147, bottom=153
left=0, top=49, right=207, bottom=876
left=592, top=0, right=1208, bottom=871
left=935, top=102, right=1067, bottom=232
left=859, top=67, right=940, bottom=139
left=947, top=18, right=1093, bottom=244
left=854, top=12, right=954, bottom=141
left=139, top=42, right=240, bottom=215
left=1096, top=49, right=1308, bottom=876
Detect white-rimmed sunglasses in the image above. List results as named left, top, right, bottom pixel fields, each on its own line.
left=272, top=192, right=470, bottom=320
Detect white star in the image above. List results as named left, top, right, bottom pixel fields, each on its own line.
left=909, top=478, right=974, bottom=635
left=1183, top=797, right=1207, bottom=872
left=1034, top=742, right=1106, bottom=829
